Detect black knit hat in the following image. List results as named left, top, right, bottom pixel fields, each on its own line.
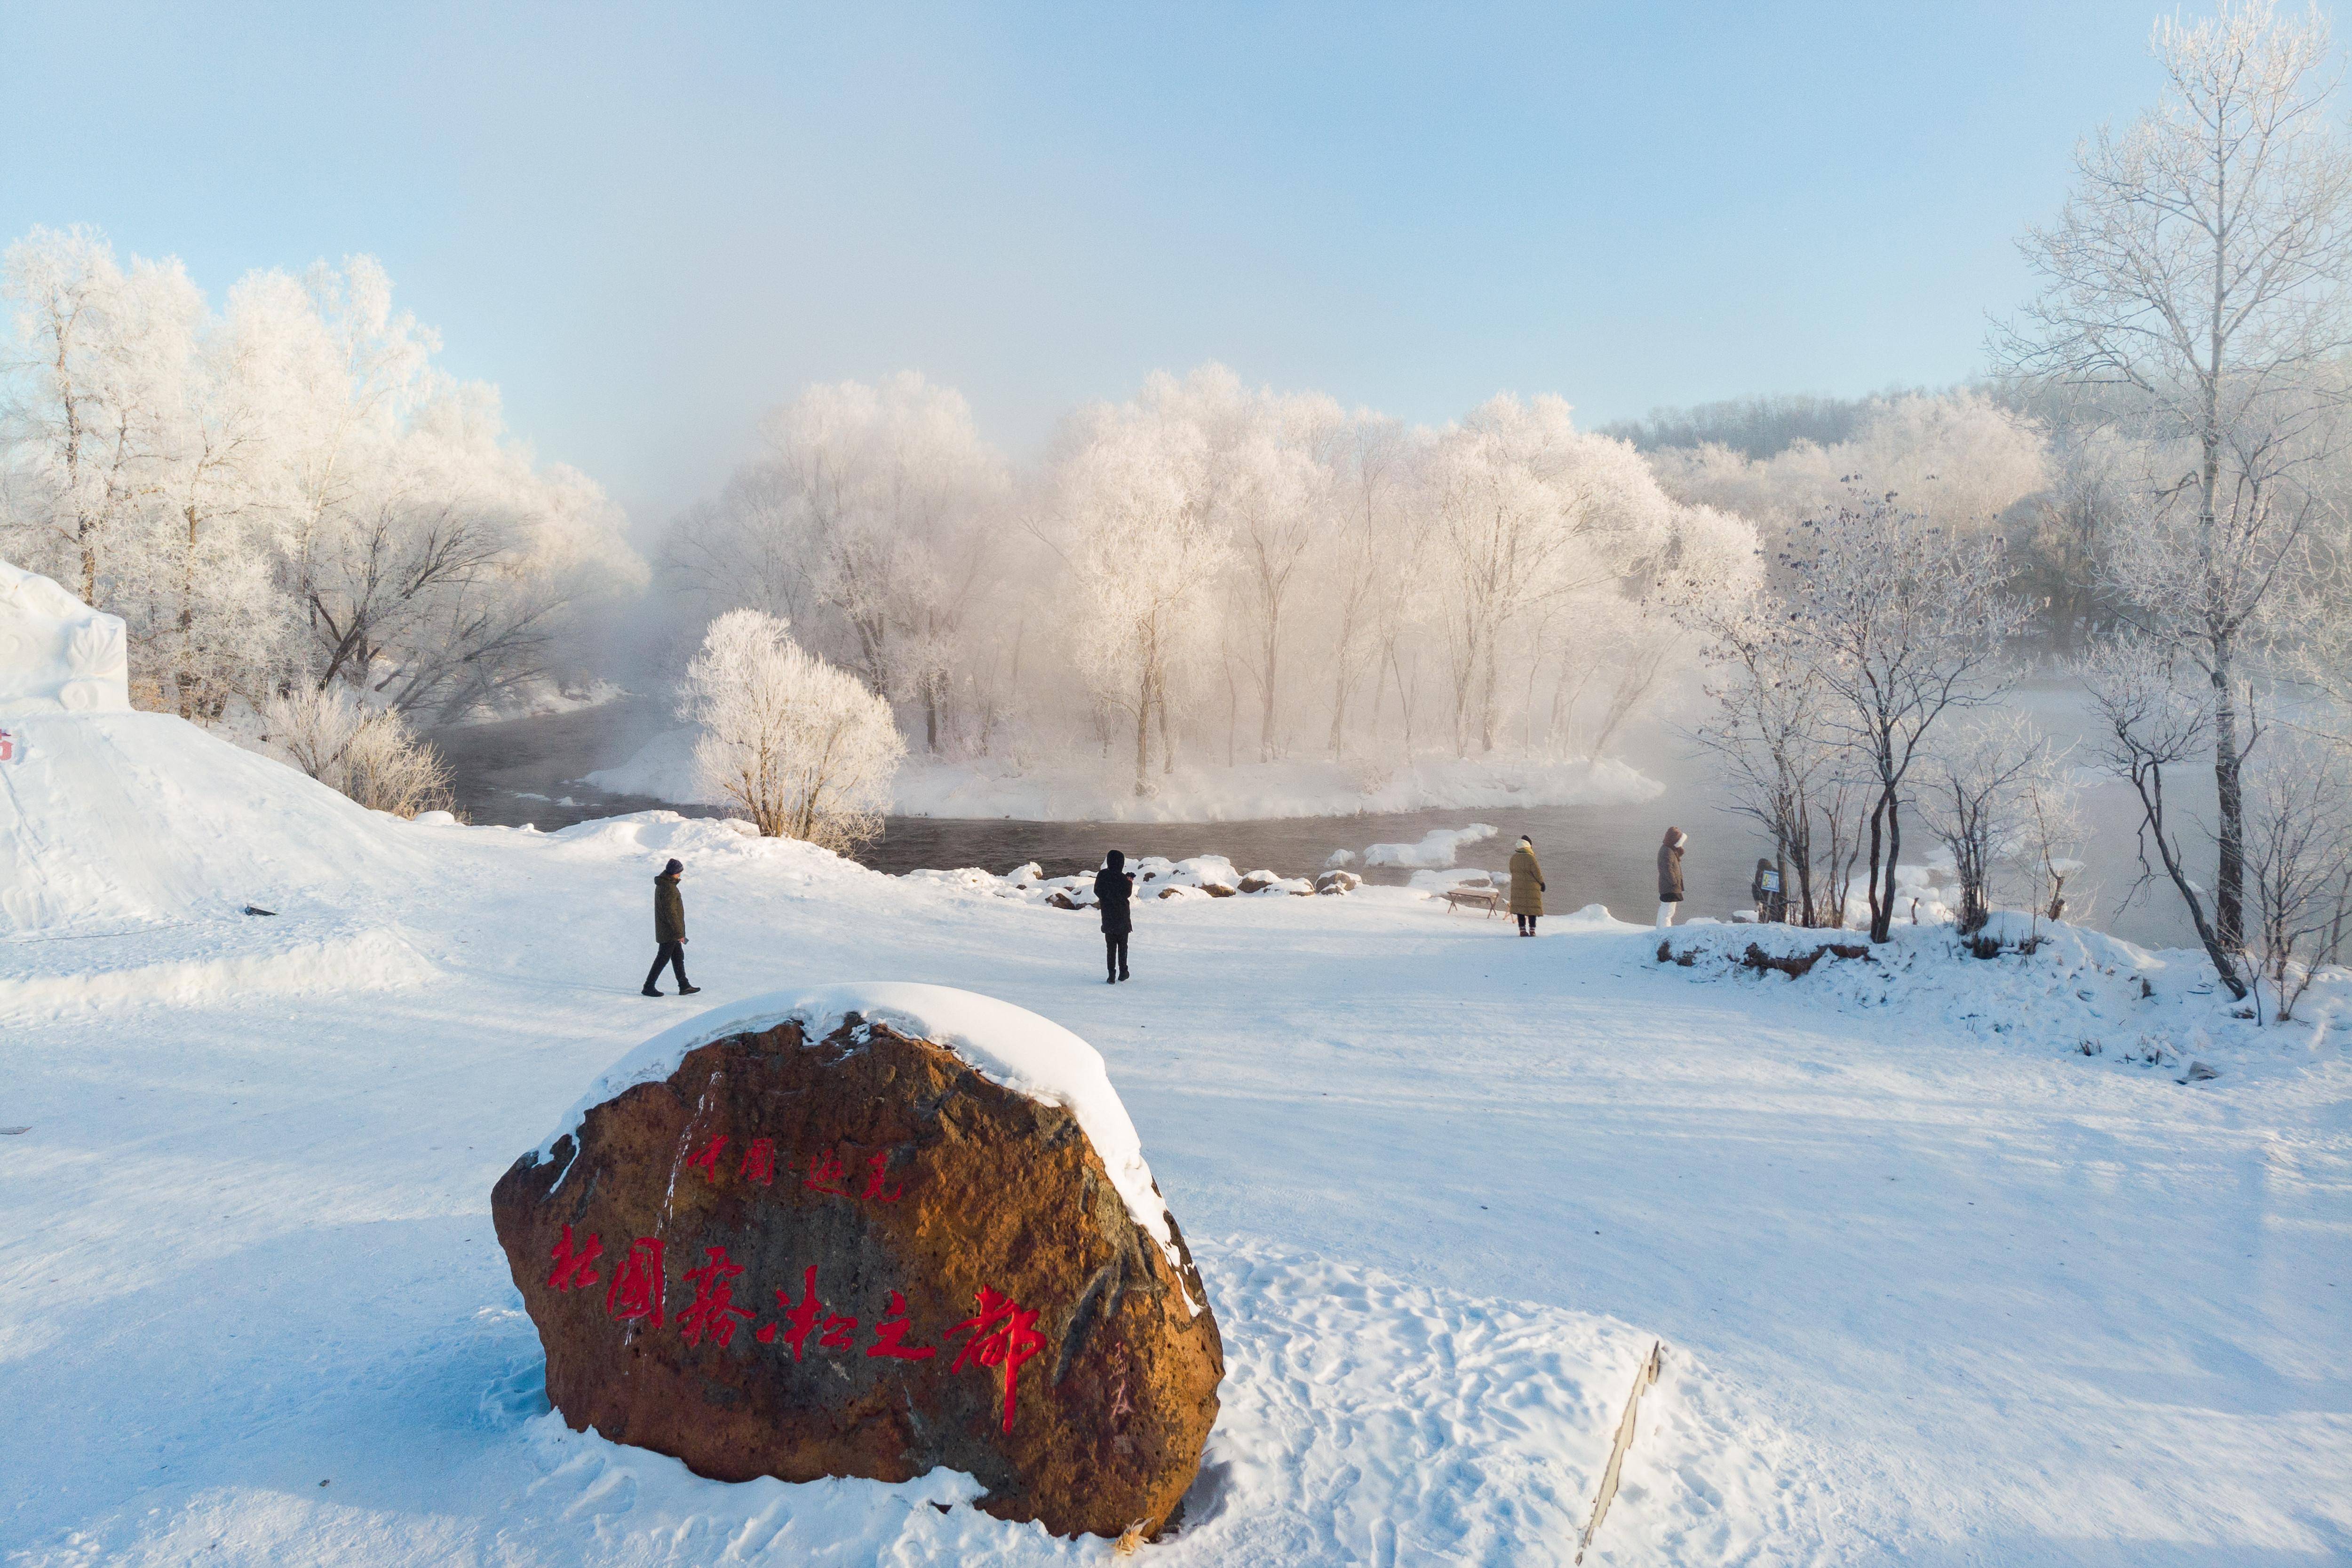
left=662, top=858, right=684, bottom=876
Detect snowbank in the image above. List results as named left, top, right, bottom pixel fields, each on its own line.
left=0, top=710, right=423, bottom=935
left=589, top=726, right=1662, bottom=822
left=533, top=982, right=1187, bottom=1287
left=1647, top=913, right=2320, bottom=1082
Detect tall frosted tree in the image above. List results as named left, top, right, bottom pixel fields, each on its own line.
left=1998, top=0, right=2352, bottom=951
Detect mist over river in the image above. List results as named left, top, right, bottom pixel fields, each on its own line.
left=434, top=682, right=2200, bottom=953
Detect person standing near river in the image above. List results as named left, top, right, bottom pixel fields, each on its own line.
left=1095, top=849, right=1136, bottom=983
left=1656, top=827, right=1687, bottom=929
left=1508, top=835, right=1545, bottom=935
left=643, top=857, right=702, bottom=997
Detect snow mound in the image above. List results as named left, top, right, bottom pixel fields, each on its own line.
left=534, top=982, right=1185, bottom=1282
left=1363, top=823, right=1497, bottom=868
left=0, top=710, right=423, bottom=936
left=0, top=558, right=129, bottom=713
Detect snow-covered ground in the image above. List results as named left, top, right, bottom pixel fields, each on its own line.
left=586, top=725, right=1663, bottom=822
left=4, top=713, right=2350, bottom=1563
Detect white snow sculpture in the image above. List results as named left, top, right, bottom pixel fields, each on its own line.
left=0, top=559, right=130, bottom=714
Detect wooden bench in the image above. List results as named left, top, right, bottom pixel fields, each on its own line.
left=1439, top=884, right=1505, bottom=917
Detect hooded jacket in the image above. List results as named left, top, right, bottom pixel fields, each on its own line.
left=1657, top=832, right=1686, bottom=903
left=654, top=871, right=686, bottom=942
left=1508, top=841, right=1545, bottom=916
left=1094, top=852, right=1135, bottom=936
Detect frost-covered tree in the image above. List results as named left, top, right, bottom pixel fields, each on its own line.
left=0, top=228, right=643, bottom=724
left=680, top=609, right=904, bottom=850
left=2242, top=728, right=2352, bottom=1019
left=1916, top=712, right=2069, bottom=936
left=665, top=374, right=1010, bottom=752
left=1052, top=394, right=1232, bottom=795
left=1424, top=396, right=1678, bottom=756
left=1785, top=492, right=2026, bottom=943
left=2000, top=0, right=2352, bottom=953
left=1647, top=391, right=2049, bottom=539
left=2082, top=636, right=2249, bottom=992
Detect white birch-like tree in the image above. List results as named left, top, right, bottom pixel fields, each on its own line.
left=1999, top=0, right=2352, bottom=953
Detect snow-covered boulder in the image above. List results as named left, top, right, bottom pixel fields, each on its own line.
left=0, top=559, right=129, bottom=714
left=492, top=984, right=1223, bottom=1541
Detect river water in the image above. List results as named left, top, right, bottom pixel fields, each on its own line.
left=431, top=689, right=2198, bottom=949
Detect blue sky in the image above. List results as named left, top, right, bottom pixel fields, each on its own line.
left=4, top=1, right=2165, bottom=527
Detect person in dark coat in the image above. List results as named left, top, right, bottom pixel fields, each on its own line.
left=1094, top=849, right=1136, bottom=983
left=1507, top=835, right=1546, bottom=936
left=1656, top=826, right=1687, bottom=929
left=643, top=858, right=701, bottom=997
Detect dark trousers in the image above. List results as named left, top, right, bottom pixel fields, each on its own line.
left=1104, top=933, right=1129, bottom=977
left=1516, top=913, right=1537, bottom=934
left=644, top=940, right=690, bottom=992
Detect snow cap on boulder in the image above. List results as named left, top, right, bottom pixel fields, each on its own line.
left=536, top=982, right=1182, bottom=1267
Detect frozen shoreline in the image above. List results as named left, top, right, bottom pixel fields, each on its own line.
left=586, top=725, right=1665, bottom=822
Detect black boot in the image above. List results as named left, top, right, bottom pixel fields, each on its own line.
left=679, top=984, right=701, bottom=995
left=642, top=985, right=663, bottom=997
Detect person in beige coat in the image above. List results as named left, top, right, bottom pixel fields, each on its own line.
left=1508, top=835, right=1546, bottom=936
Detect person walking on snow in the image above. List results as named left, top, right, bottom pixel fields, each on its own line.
left=1508, top=835, right=1546, bottom=935
left=1095, top=849, right=1136, bottom=983
left=1656, top=827, right=1687, bottom=929
left=643, top=858, right=702, bottom=998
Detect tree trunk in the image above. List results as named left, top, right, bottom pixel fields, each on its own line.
left=1156, top=666, right=1176, bottom=775
left=1866, top=791, right=1891, bottom=942
left=2212, top=657, right=2245, bottom=951
left=1133, top=672, right=1150, bottom=798
left=1259, top=624, right=1278, bottom=763
left=178, top=503, right=198, bottom=721
left=1478, top=643, right=1498, bottom=754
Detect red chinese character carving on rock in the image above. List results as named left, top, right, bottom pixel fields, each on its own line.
left=803, top=1150, right=848, bottom=1196
left=739, top=1137, right=775, bottom=1186
left=677, top=1245, right=755, bottom=1346
left=948, top=1287, right=1047, bottom=1433
left=685, top=1136, right=729, bottom=1184
left=861, top=1150, right=904, bottom=1203
left=866, top=1290, right=936, bottom=1361
left=547, top=1224, right=602, bottom=1292
left=758, top=1265, right=825, bottom=1359
left=604, top=1236, right=667, bottom=1325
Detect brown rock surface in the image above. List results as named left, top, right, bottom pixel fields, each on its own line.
left=492, top=1010, right=1223, bottom=1539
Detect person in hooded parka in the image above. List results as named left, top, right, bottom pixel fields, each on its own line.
left=1508, top=835, right=1546, bottom=935
left=1656, top=827, right=1688, bottom=929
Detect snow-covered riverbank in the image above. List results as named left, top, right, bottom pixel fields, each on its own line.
left=4, top=714, right=2348, bottom=1564
left=585, top=725, right=1663, bottom=822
